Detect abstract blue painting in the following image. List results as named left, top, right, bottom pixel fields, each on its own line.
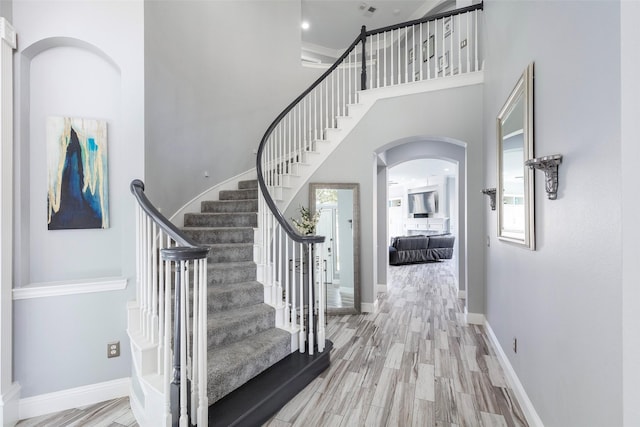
left=47, top=117, right=109, bottom=230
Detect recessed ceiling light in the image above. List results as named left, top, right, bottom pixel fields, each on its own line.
left=301, top=21, right=310, bottom=30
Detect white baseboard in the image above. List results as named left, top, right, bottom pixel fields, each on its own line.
left=1, top=383, right=21, bottom=426
left=19, top=378, right=130, bottom=421
left=376, top=284, right=387, bottom=294
left=465, top=312, right=485, bottom=325
left=457, top=290, right=466, bottom=299
left=484, top=321, right=544, bottom=427
left=361, top=298, right=379, bottom=313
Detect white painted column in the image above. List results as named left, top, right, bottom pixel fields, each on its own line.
left=0, top=16, right=19, bottom=427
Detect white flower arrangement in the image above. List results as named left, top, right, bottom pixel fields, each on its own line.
left=291, top=205, right=321, bottom=235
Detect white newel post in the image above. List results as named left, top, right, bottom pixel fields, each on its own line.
left=0, top=16, right=19, bottom=426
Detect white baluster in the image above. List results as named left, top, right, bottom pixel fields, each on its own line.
left=427, top=21, right=431, bottom=80
left=198, top=259, right=208, bottom=427
left=419, top=23, right=423, bottom=80
left=405, top=26, right=409, bottom=83
left=457, top=14, right=462, bottom=75
left=435, top=19, right=439, bottom=78
left=285, top=236, right=290, bottom=328
left=377, top=33, right=381, bottom=88
left=466, top=12, right=470, bottom=73
left=299, top=242, right=305, bottom=352
left=317, top=242, right=325, bottom=352
left=157, top=230, right=165, bottom=375
left=191, top=258, right=199, bottom=424
left=179, top=261, right=188, bottom=427
left=474, top=10, right=478, bottom=71
left=291, top=242, right=297, bottom=331
left=449, top=15, right=454, bottom=77
left=277, top=225, right=283, bottom=312
left=307, top=244, right=314, bottom=356
left=271, top=216, right=277, bottom=305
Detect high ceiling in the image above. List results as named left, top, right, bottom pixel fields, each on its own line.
left=301, top=0, right=450, bottom=52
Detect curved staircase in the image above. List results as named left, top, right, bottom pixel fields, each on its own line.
left=182, top=180, right=292, bottom=404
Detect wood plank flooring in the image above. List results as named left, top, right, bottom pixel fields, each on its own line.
left=264, top=261, right=529, bottom=427
left=16, top=397, right=137, bottom=427
left=16, top=261, right=528, bottom=427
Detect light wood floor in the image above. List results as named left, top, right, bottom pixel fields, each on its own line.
left=15, top=396, right=137, bottom=427
left=16, top=261, right=527, bottom=427
left=265, top=261, right=528, bottom=427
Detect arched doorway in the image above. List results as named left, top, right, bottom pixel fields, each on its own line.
left=375, top=136, right=468, bottom=312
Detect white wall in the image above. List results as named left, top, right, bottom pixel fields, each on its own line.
left=287, top=84, right=483, bottom=311
left=144, top=1, right=323, bottom=215
left=12, top=0, right=143, bottom=398
left=483, top=1, right=621, bottom=426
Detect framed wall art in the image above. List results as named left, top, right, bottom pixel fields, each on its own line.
left=47, top=116, right=109, bottom=230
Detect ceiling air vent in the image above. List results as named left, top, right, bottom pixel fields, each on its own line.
left=359, top=3, right=377, bottom=17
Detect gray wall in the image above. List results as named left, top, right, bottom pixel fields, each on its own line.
left=144, top=1, right=323, bottom=215
left=482, top=1, right=621, bottom=426
left=0, top=0, right=11, bottom=20
left=621, top=3, right=640, bottom=425
left=287, top=84, right=484, bottom=312
left=12, top=0, right=143, bottom=397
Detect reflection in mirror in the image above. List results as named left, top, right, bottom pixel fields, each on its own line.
left=497, top=63, right=535, bottom=249
left=310, top=183, right=360, bottom=314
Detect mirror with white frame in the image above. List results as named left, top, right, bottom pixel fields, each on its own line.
left=497, top=63, right=535, bottom=249
left=310, top=183, right=360, bottom=314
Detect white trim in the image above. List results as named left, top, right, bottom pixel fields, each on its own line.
left=376, top=284, right=387, bottom=294
left=361, top=298, right=379, bottom=313
left=465, top=311, right=485, bottom=325
left=457, top=290, right=466, bottom=299
left=0, top=18, right=16, bottom=49
left=18, top=378, right=130, bottom=420
left=169, top=168, right=257, bottom=227
left=301, top=41, right=342, bottom=60
left=484, top=321, right=545, bottom=427
left=0, top=383, right=21, bottom=426
left=13, top=277, right=127, bottom=300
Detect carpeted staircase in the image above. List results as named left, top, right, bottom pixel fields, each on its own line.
left=182, top=179, right=291, bottom=404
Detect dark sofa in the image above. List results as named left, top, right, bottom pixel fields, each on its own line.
left=388, top=234, right=455, bottom=265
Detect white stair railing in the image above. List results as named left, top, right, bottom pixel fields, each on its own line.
left=255, top=5, right=483, bottom=352
left=130, top=180, right=209, bottom=426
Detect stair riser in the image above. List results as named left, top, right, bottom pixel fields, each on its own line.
left=208, top=284, right=264, bottom=314
left=208, top=246, right=253, bottom=263
left=185, top=213, right=257, bottom=228
left=209, top=265, right=256, bottom=285
left=184, top=229, right=254, bottom=244
left=207, top=330, right=291, bottom=404
left=238, top=180, right=258, bottom=190
left=219, top=189, right=258, bottom=200
left=201, top=200, right=258, bottom=213
left=208, top=309, right=275, bottom=349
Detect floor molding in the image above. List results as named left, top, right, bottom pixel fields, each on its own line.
left=361, top=298, right=379, bottom=313
left=484, top=321, right=545, bottom=427
left=1, top=382, right=21, bottom=426
left=19, top=378, right=130, bottom=421
left=465, top=311, right=485, bottom=325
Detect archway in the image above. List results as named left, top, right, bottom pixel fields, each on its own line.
left=375, top=136, right=468, bottom=311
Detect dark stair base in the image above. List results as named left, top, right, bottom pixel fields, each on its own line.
left=208, top=340, right=333, bottom=427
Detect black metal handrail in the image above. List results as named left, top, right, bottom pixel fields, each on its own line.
left=364, top=3, right=483, bottom=38
left=256, top=3, right=482, bottom=243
